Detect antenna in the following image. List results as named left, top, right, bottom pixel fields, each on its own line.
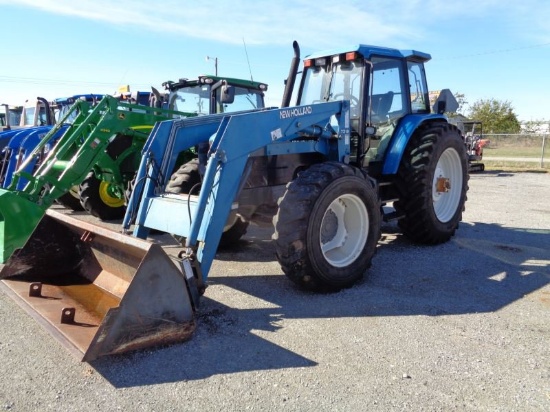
left=242, top=38, right=254, bottom=81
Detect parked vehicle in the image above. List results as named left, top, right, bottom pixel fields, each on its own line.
left=0, top=42, right=467, bottom=361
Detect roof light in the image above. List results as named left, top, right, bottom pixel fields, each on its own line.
left=332, top=55, right=341, bottom=64
left=345, top=52, right=358, bottom=61
left=259, top=84, right=268, bottom=91
left=304, top=59, right=313, bottom=68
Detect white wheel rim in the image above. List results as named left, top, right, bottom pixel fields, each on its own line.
left=432, top=147, right=463, bottom=223
left=319, top=194, right=369, bottom=267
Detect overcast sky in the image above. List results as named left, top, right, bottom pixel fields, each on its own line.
left=1, top=0, right=549, bottom=121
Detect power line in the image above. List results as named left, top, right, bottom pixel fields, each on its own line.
left=435, top=42, right=550, bottom=61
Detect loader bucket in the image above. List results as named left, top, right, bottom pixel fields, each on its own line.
left=0, top=209, right=195, bottom=362
left=0, top=188, right=47, bottom=263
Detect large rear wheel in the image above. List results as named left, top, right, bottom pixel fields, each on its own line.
left=78, top=135, right=135, bottom=221
left=393, top=122, right=468, bottom=244
left=273, top=162, right=381, bottom=291
left=79, top=172, right=126, bottom=221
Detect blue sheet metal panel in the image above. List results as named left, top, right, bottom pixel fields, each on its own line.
left=0, top=130, right=22, bottom=150
left=1, top=127, right=50, bottom=187
left=381, top=113, right=447, bottom=175
left=10, top=125, right=70, bottom=189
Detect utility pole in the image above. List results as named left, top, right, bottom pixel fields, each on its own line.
left=206, top=56, right=218, bottom=76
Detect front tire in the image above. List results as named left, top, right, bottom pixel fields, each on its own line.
left=56, top=186, right=84, bottom=211
left=166, top=159, right=249, bottom=246
left=273, top=162, right=381, bottom=291
left=393, top=122, right=468, bottom=244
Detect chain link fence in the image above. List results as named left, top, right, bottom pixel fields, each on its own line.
left=481, top=133, right=549, bottom=170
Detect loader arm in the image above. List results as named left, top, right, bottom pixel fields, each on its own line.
left=127, top=100, right=350, bottom=282
left=0, top=95, right=191, bottom=263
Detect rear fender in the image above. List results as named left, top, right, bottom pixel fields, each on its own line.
left=381, top=114, right=447, bottom=175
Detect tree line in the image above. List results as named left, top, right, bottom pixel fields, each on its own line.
left=450, top=93, right=548, bottom=134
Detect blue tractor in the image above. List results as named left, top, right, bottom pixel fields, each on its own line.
left=0, top=97, right=52, bottom=153
left=0, top=94, right=104, bottom=180
left=0, top=42, right=468, bottom=361
left=0, top=97, right=57, bottom=187
left=0, top=94, right=104, bottom=210
left=124, top=41, right=468, bottom=291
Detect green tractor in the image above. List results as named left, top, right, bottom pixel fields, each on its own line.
left=61, top=76, right=268, bottom=220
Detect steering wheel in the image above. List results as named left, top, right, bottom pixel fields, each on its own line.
left=332, top=93, right=360, bottom=107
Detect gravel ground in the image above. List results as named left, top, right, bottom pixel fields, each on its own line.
left=0, top=171, right=548, bottom=411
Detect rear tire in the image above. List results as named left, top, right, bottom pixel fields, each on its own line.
left=79, top=172, right=126, bottom=221
left=166, top=159, right=249, bottom=246
left=78, top=135, right=135, bottom=221
left=273, top=162, right=381, bottom=291
left=393, top=122, right=468, bottom=244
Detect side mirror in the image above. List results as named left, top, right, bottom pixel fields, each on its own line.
left=221, top=85, right=235, bottom=104
left=432, top=89, right=458, bottom=114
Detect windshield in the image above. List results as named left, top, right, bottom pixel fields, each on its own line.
left=300, top=61, right=363, bottom=105
left=9, top=109, right=21, bottom=126
left=23, top=106, right=35, bottom=126
left=171, top=85, right=211, bottom=115
left=23, top=103, right=49, bottom=126
left=54, top=104, right=79, bottom=124
left=215, top=86, right=264, bottom=113
left=171, top=84, right=264, bottom=116
left=299, top=65, right=330, bottom=105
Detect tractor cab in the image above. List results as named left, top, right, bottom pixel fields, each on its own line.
left=163, top=75, right=268, bottom=116
left=6, top=106, right=22, bottom=130
left=0, top=106, right=6, bottom=130
left=0, top=105, right=19, bottom=131
left=296, top=46, right=433, bottom=172
left=19, top=97, right=54, bottom=127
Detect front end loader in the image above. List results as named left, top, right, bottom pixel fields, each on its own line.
left=0, top=96, right=197, bottom=360
left=0, top=76, right=269, bottom=361
left=0, top=41, right=468, bottom=362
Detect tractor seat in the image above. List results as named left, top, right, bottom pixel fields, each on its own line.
left=371, top=91, right=394, bottom=121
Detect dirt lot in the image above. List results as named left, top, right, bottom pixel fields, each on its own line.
left=0, top=171, right=549, bottom=411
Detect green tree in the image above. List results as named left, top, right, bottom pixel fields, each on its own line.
left=454, top=92, right=468, bottom=115
left=444, top=92, right=467, bottom=119
left=467, top=99, right=521, bottom=133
